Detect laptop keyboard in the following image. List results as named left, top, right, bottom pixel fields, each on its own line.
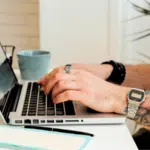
left=22, top=82, right=75, bottom=116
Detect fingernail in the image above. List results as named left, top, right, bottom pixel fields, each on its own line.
left=53, top=101, right=57, bottom=104
left=40, top=88, right=44, bottom=91
left=45, top=91, right=49, bottom=95
left=40, top=86, right=44, bottom=91
left=53, top=99, right=57, bottom=104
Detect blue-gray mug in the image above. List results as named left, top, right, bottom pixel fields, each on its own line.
left=17, top=50, right=51, bottom=80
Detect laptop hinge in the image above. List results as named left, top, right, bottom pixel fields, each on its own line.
left=11, top=83, right=22, bottom=112
left=1, top=83, right=22, bottom=123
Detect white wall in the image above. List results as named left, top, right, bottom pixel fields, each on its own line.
left=40, top=0, right=110, bottom=68
left=121, top=0, right=150, bottom=64
left=108, top=0, right=125, bottom=62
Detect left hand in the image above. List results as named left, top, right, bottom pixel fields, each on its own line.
left=38, top=67, right=129, bottom=114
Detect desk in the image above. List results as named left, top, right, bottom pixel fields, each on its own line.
left=14, top=69, right=138, bottom=150
left=47, top=124, right=138, bottom=150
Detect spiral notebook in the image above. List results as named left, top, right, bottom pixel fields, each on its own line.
left=0, top=125, right=93, bottom=150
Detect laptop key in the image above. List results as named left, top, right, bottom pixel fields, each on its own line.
left=29, top=106, right=36, bottom=109
left=64, top=101, right=75, bottom=115
left=22, top=113, right=26, bottom=116
left=56, top=103, right=64, bottom=115
left=37, top=113, right=46, bottom=116
left=37, top=111, right=45, bottom=115
left=38, top=108, right=45, bottom=112
left=22, top=110, right=27, bottom=114
left=56, top=110, right=64, bottom=115
left=47, top=107, right=54, bottom=110
left=47, top=110, right=55, bottom=115
left=28, top=112, right=36, bottom=116
left=47, top=101, right=54, bottom=107
left=56, top=103, right=63, bottom=109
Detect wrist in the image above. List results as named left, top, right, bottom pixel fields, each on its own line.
left=113, top=86, right=131, bottom=114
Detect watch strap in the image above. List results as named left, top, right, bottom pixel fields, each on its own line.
left=127, top=102, right=139, bottom=119
left=127, top=88, right=145, bottom=120
left=101, top=60, right=126, bottom=85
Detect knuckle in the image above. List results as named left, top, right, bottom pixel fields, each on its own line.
left=54, top=67, right=62, bottom=74
left=53, top=72, right=61, bottom=80
left=57, top=80, right=65, bottom=88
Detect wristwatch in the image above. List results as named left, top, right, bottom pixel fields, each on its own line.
left=127, top=88, right=145, bottom=120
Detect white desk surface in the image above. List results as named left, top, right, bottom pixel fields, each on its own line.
left=13, top=69, right=138, bottom=150
left=46, top=124, right=138, bottom=150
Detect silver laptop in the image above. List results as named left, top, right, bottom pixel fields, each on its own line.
left=0, top=45, right=125, bottom=126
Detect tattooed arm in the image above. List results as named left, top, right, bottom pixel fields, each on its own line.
left=106, top=64, right=150, bottom=129
left=122, top=64, right=150, bottom=90
left=134, top=94, right=150, bottom=130
left=121, top=90, right=150, bottom=130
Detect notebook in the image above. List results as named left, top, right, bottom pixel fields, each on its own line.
left=0, top=125, right=93, bottom=150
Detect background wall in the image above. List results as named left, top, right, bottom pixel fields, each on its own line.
left=121, top=0, right=150, bottom=64
left=0, top=0, right=123, bottom=68
left=40, top=0, right=110, bottom=68
left=0, top=0, right=40, bottom=67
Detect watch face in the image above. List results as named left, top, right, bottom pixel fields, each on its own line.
left=128, top=89, right=145, bottom=102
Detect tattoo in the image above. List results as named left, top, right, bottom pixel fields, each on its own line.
left=135, top=107, right=150, bottom=126
left=124, top=106, right=150, bottom=126
left=124, top=107, right=128, bottom=114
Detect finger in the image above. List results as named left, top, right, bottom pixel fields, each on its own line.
left=40, top=86, right=45, bottom=91
left=45, top=73, right=76, bottom=94
left=39, top=67, right=83, bottom=85
left=37, top=71, right=53, bottom=85
left=52, top=80, right=81, bottom=99
left=44, top=67, right=80, bottom=94
left=53, top=90, right=85, bottom=104
left=38, top=67, right=64, bottom=85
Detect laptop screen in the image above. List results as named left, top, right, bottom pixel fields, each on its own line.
left=0, top=44, right=17, bottom=99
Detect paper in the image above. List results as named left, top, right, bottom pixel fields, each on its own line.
left=0, top=126, right=92, bottom=150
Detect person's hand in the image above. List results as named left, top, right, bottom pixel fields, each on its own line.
left=38, top=67, right=130, bottom=114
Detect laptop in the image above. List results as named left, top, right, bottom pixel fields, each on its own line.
left=0, top=45, right=125, bottom=126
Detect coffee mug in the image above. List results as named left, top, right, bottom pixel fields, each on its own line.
left=17, top=50, right=51, bottom=80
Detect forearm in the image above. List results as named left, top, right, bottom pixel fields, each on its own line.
left=72, top=63, right=150, bottom=90
left=119, top=88, right=150, bottom=130
left=122, top=64, right=150, bottom=90
left=134, top=94, right=150, bottom=129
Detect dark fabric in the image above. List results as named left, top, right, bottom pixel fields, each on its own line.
left=133, top=128, right=150, bottom=150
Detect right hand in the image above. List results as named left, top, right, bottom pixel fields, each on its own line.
left=38, top=67, right=128, bottom=114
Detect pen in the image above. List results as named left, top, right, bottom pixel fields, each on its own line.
left=24, top=126, right=94, bottom=137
